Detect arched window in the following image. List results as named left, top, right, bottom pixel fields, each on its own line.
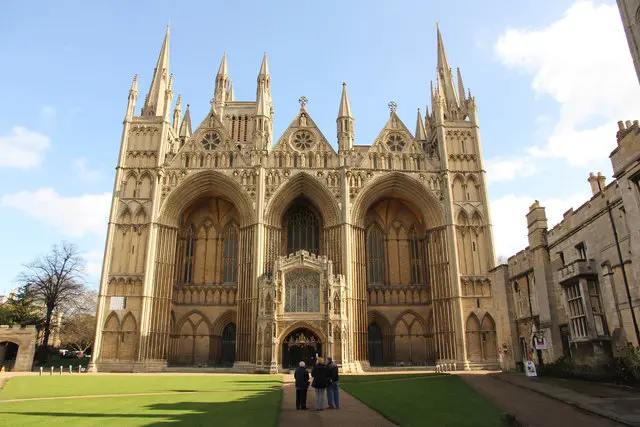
left=222, top=224, right=238, bottom=283
left=183, top=225, right=196, bottom=283
left=409, top=228, right=422, bottom=284
left=284, top=269, right=320, bottom=312
left=285, top=202, right=320, bottom=255
left=367, top=225, right=385, bottom=284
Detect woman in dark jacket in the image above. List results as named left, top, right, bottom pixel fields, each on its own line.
left=293, top=361, right=310, bottom=410
left=311, top=356, right=329, bottom=410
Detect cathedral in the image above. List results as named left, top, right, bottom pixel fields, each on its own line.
left=90, top=24, right=499, bottom=373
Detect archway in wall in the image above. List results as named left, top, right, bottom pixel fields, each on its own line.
left=0, top=341, right=19, bottom=372
left=367, top=323, right=384, bottom=366
left=220, top=323, right=236, bottom=367
left=281, top=328, right=322, bottom=369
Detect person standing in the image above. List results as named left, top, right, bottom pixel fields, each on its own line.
left=294, top=361, right=310, bottom=410
left=326, top=357, right=340, bottom=409
left=311, top=356, right=328, bottom=411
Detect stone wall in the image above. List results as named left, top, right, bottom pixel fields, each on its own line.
left=0, top=325, right=37, bottom=372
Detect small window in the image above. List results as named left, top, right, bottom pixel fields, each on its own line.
left=575, top=242, right=587, bottom=260
left=558, top=252, right=565, bottom=266
left=461, top=141, right=466, bottom=153
left=373, top=157, right=378, bottom=169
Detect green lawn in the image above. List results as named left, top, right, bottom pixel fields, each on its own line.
left=341, top=374, right=504, bottom=427
left=0, top=375, right=282, bottom=427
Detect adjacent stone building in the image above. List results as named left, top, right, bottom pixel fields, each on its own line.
left=492, top=121, right=640, bottom=369
left=90, top=25, right=501, bottom=372
left=0, top=325, right=37, bottom=372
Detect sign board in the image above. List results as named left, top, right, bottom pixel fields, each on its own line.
left=534, top=336, right=547, bottom=350
left=525, top=360, right=537, bottom=377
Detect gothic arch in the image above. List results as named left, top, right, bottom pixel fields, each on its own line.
left=264, top=172, right=341, bottom=227
left=176, top=309, right=213, bottom=335
left=138, top=171, right=154, bottom=199
left=351, top=172, right=444, bottom=227
left=212, top=310, right=237, bottom=336
left=158, top=170, right=254, bottom=227
left=103, top=312, right=120, bottom=331
left=392, top=309, right=427, bottom=334
left=465, top=313, right=482, bottom=362
left=457, top=209, right=469, bottom=226
left=277, top=321, right=327, bottom=345
left=123, top=172, right=138, bottom=198
left=121, top=312, right=137, bottom=332
left=367, top=310, right=392, bottom=335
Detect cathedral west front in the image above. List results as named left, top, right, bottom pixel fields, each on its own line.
left=90, top=24, right=500, bottom=373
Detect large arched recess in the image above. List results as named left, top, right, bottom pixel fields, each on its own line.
left=351, top=172, right=444, bottom=227
left=158, top=170, right=254, bottom=227
left=264, top=172, right=341, bottom=228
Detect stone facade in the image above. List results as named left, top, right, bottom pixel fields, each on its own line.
left=619, top=0, right=640, bottom=84
left=492, top=121, right=640, bottom=369
left=90, top=25, right=500, bottom=373
left=0, top=325, right=37, bottom=372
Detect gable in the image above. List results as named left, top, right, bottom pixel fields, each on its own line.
left=272, top=109, right=337, bottom=157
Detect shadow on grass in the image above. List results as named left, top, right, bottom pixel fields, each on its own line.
left=0, top=389, right=283, bottom=427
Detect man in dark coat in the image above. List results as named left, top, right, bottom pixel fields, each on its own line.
left=294, top=361, right=310, bottom=410
left=326, top=357, right=340, bottom=409
left=311, top=357, right=329, bottom=410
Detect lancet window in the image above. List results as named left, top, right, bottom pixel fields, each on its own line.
left=183, top=225, right=196, bottom=283
left=284, top=203, right=320, bottom=255
left=284, top=269, right=320, bottom=313
left=367, top=224, right=385, bottom=284
left=222, top=224, right=238, bottom=283
left=409, top=227, right=422, bottom=284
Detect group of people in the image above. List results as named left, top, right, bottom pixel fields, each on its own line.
left=293, top=356, right=340, bottom=411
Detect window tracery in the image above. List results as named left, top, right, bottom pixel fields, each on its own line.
left=201, top=132, right=221, bottom=150
left=409, top=228, right=422, bottom=284
left=222, top=224, right=238, bottom=283
left=367, top=224, right=385, bottom=284
left=284, top=203, right=320, bottom=255
left=386, top=133, right=406, bottom=152
left=284, top=269, right=320, bottom=312
left=183, top=225, right=196, bottom=283
left=292, top=130, right=314, bottom=151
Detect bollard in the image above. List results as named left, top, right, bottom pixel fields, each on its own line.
left=69, top=365, right=72, bottom=374
left=453, top=363, right=457, bottom=372
left=78, top=365, right=81, bottom=374
left=39, top=367, right=43, bottom=376
left=50, top=366, right=53, bottom=376
left=60, top=366, right=63, bottom=375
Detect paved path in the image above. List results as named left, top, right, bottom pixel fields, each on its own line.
left=278, top=375, right=395, bottom=427
left=460, top=373, right=626, bottom=427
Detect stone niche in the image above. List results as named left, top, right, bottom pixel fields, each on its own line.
left=0, top=325, right=37, bottom=372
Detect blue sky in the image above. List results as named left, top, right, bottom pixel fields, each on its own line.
left=0, top=0, right=637, bottom=294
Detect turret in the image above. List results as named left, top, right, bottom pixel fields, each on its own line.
left=227, top=81, right=235, bottom=102
left=415, top=108, right=427, bottom=141
left=254, top=53, right=272, bottom=151
left=337, top=82, right=354, bottom=152
left=141, top=25, right=171, bottom=119
left=213, top=53, right=229, bottom=115
left=125, top=74, right=138, bottom=119
left=179, top=104, right=192, bottom=140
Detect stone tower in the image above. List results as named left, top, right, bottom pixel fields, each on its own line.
left=90, top=25, right=499, bottom=372
left=618, top=0, right=640, bottom=83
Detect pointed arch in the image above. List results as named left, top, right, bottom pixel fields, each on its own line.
left=222, top=222, right=238, bottom=283
left=103, top=312, right=120, bottom=331
left=471, top=210, right=483, bottom=227
left=457, top=209, right=469, bottom=226
left=367, top=223, right=386, bottom=285
left=138, top=171, right=154, bottom=199
left=212, top=310, right=237, bottom=336
left=481, top=313, right=496, bottom=330
left=121, top=312, right=137, bottom=332
left=465, top=312, right=483, bottom=362
left=452, top=175, right=465, bottom=201
left=264, top=172, right=341, bottom=227
left=465, top=175, right=479, bottom=201
left=177, top=310, right=213, bottom=335
left=133, top=205, right=147, bottom=224
left=123, top=172, right=138, bottom=198
left=119, top=207, right=132, bottom=224
left=393, top=309, right=427, bottom=333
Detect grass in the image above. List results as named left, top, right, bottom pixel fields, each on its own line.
left=341, top=374, right=504, bottom=427
left=0, top=375, right=283, bottom=427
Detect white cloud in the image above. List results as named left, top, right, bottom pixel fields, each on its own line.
left=0, top=189, right=111, bottom=238
left=485, top=156, right=538, bottom=183
left=82, top=250, right=104, bottom=278
left=74, top=157, right=102, bottom=182
left=0, top=127, right=50, bottom=169
left=495, top=1, right=640, bottom=166
left=491, top=192, right=590, bottom=258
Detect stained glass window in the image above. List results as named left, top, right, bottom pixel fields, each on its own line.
left=183, top=225, right=195, bottom=283
left=367, top=225, right=385, bottom=284
left=285, top=203, right=320, bottom=255
left=409, top=228, right=422, bottom=284
left=284, top=269, right=320, bottom=312
left=222, top=224, right=238, bottom=283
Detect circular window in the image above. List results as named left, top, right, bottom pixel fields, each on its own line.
left=292, top=130, right=314, bottom=151
left=201, top=132, right=221, bottom=150
left=386, top=133, right=405, bottom=152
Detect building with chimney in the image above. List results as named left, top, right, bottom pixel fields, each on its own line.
left=90, top=25, right=500, bottom=372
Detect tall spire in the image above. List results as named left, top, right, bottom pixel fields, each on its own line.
left=256, top=52, right=271, bottom=101
left=415, top=108, right=427, bottom=140
left=436, top=24, right=459, bottom=110
left=126, top=74, right=138, bottom=119
left=338, top=82, right=353, bottom=118
left=456, top=67, right=466, bottom=103
left=227, top=81, right=235, bottom=102
left=337, top=82, right=354, bottom=152
left=179, top=104, right=192, bottom=138
left=214, top=52, right=230, bottom=113
left=142, top=25, right=171, bottom=117
left=258, top=52, right=269, bottom=77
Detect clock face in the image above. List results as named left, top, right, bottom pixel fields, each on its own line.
left=292, top=130, right=314, bottom=151
left=386, top=133, right=406, bottom=152
left=201, top=132, right=221, bottom=150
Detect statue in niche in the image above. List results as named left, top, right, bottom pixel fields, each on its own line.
left=299, top=114, right=307, bottom=127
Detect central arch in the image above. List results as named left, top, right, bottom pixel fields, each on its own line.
left=280, top=327, right=322, bottom=369
left=264, top=172, right=341, bottom=227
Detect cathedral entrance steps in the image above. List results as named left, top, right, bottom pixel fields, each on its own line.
left=363, top=365, right=438, bottom=373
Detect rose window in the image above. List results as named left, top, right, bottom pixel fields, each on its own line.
left=292, top=130, right=314, bottom=151
left=386, top=133, right=406, bottom=152
left=201, top=132, right=221, bottom=150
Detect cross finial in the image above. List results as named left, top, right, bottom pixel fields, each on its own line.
left=298, top=96, right=308, bottom=109
left=388, top=101, right=397, bottom=113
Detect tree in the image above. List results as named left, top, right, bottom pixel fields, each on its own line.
left=60, top=313, right=96, bottom=353
left=5, top=286, right=44, bottom=327
left=18, top=242, right=88, bottom=348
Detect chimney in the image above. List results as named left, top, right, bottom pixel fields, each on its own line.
left=597, top=172, right=606, bottom=191
left=587, top=172, right=599, bottom=195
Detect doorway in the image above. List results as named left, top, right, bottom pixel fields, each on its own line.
left=0, top=341, right=19, bottom=372
left=220, top=323, right=236, bottom=367
left=281, top=328, right=322, bottom=369
left=368, top=323, right=384, bottom=366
